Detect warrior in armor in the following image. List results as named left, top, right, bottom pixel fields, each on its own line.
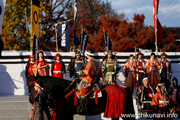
left=51, top=53, right=66, bottom=79
left=136, top=77, right=155, bottom=112
left=151, top=83, right=172, bottom=120
left=102, top=50, right=121, bottom=86
left=77, top=49, right=102, bottom=112
left=168, top=77, right=180, bottom=111
left=33, top=51, right=49, bottom=77
left=66, top=51, right=86, bottom=80
left=25, top=55, right=35, bottom=93
left=136, top=52, right=146, bottom=86
left=145, top=53, right=160, bottom=87
left=123, top=54, right=137, bottom=93
left=159, top=52, right=172, bottom=89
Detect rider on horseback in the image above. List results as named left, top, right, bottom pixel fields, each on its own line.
left=77, top=49, right=102, bottom=112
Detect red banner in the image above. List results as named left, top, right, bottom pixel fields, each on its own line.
left=153, top=0, right=163, bottom=44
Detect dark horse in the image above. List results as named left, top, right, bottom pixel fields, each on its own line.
left=38, top=76, right=135, bottom=120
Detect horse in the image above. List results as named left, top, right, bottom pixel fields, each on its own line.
left=38, top=76, right=135, bottom=120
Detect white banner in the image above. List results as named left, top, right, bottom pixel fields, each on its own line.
left=0, top=0, right=6, bottom=34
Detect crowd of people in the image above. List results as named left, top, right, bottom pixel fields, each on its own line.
left=25, top=50, right=180, bottom=119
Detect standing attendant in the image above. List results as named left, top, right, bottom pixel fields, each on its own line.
left=66, top=51, right=86, bottom=80
left=102, top=50, right=121, bottom=85
left=159, top=52, right=172, bottom=89
left=33, top=51, right=49, bottom=77
left=145, top=53, right=160, bottom=87
left=123, top=54, right=137, bottom=93
left=25, top=55, right=35, bottom=93
left=51, top=53, right=66, bottom=79
left=136, top=52, right=146, bottom=86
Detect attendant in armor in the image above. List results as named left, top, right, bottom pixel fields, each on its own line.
left=66, top=51, right=86, bottom=80
left=168, top=77, right=180, bottom=111
left=136, top=52, right=146, bottom=86
left=51, top=53, right=66, bottom=79
left=102, top=50, right=121, bottom=85
left=151, top=83, right=172, bottom=120
left=136, top=77, right=155, bottom=112
left=123, top=54, right=137, bottom=93
left=33, top=51, right=49, bottom=77
left=33, top=81, right=51, bottom=120
left=159, top=52, right=172, bottom=89
left=145, top=53, right=160, bottom=87
left=25, top=55, right=35, bottom=93
left=77, top=49, right=102, bottom=112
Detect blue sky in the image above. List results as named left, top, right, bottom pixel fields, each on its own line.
left=111, top=0, right=180, bottom=27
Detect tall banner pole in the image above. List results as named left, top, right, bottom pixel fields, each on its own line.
left=103, top=27, right=106, bottom=51
left=155, top=0, right=158, bottom=58
left=30, top=0, right=33, bottom=52
left=55, top=24, right=58, bottom=52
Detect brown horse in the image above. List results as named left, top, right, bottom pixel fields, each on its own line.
left=38, top=76, right=135, bottom=120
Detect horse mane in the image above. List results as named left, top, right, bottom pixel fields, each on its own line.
left=38, top=76, right=76, bottom=99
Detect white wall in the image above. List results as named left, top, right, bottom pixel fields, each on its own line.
left=0, top=51, right=180, bottom=95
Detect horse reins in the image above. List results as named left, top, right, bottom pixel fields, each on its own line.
left=64, top=79, right=76, bottom=92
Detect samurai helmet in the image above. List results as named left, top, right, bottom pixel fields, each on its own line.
left=86, top=49, right=95, bottom=56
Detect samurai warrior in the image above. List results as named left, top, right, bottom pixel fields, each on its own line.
left=102, top=50, right=121, bottom=86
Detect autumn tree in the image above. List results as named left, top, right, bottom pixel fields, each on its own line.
left=1, top=0, right=71, bottom=51
left=2, top=0, right=31, bottom=50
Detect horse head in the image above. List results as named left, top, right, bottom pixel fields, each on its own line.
left=38, top=76, right=76, bottom=100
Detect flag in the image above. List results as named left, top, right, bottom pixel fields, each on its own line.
left=105, top=32, right=112, bottom=51
left=33, top=34, right=39, bottom=59
left=57, top=21, right=70, bottom=49
left=0, top=0, right=6, bottom=57
left=32, top=0, right=40, bottom=39
left=81, top=31, right=89, bottom=54
left=74, top=0, right=80, bottom=45
left=153, top=0, right=163, bottom=44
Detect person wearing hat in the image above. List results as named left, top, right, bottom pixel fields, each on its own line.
left=145, top=53, right=160, bottom=87
left=168, top=77, right=180, bottom=111
left=159, top=52, right=172, bottom=89
left=66, top=51, right=86, bottom=80
left=33, top=81, right=51, bottom=120
left=51, top=53, right=66, bottom=79
left=123, top=54, right=137, bottom=93
left=136, top=77, right=155, bottom=113
left=151, top=83, right=172, bottom=119
left=33, top=50, right=49, bottom=77
left=136, top=52, right=146, bottom=86
left=77, top=49, right=102, bottom=113
left=25, top=55, right=36, bottom=93
left=102, top=50, right=121, bottom=85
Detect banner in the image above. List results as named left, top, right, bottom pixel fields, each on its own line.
left=74, top=0, right=80, bottom=45
left=105, top=32, right=112, bottom=51
left=81, top=31, right=89, bottom=54
left=153, top=0, right=163, bottom=44
left=57, top=21, right=70, bottom=49
left=32, top=0, right=40, bottom=39
left=33, top=34, right=39, bottom=59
